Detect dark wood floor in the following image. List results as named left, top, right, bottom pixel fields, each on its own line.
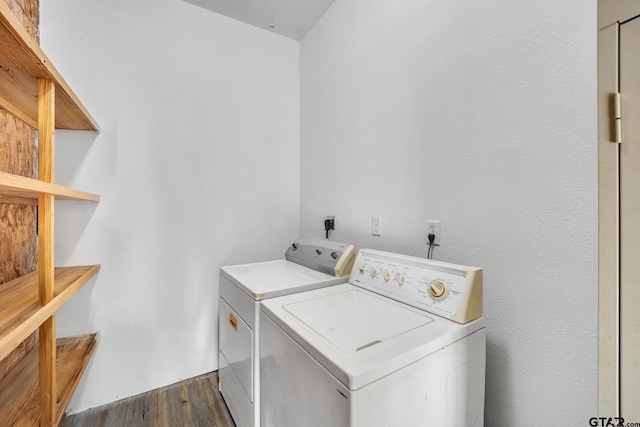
left=59, top=371, right=235, bottom=427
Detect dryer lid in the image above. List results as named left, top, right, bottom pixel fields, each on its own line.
left=221, top=260, right=346, bottom=300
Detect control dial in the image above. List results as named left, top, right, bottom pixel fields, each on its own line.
left=370, top=268, right=378, bottom=278
left=383, top=271, right=391, bottom=282
left=398, top=276, right=406, bottom=286
left=330, top=251, right=338, bottom=260
left=315, top=248, right=323, bottom=256
left=359, top=265, right=366, bottom=274
left=429, top=280, right=447, bottom=299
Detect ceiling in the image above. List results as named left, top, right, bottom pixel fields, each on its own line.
left=183, top=0, right=336, bottom=40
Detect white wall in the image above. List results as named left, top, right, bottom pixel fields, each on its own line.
left=300, top=0, right=597, bottom=424
left=40, top=0, right=300, bottom=412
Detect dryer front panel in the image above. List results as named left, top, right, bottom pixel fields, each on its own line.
left=220, top=298, right=254, bottom=402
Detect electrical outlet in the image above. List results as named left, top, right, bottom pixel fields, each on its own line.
left=325, top=216, right=335, bottom=230
left=324, top=216, right=335, bottom=238
left=371, top=216, right=381, bottom=236
left=427, top=220, right=441, bottom=246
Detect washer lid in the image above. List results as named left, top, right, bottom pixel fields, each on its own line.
left=220, top=260, right=347, bottom=300
left=284, top=288, right=433, bottom=353
left=261, top=284, right=484, bottom=390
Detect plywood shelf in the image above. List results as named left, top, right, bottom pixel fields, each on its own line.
left=0, top=171, right=100, bottom=202
left=0, top=334, right=99, bottom=426
left=0, top=3, right=99, bottom=131
left=0, top=266, right=100, bottom=363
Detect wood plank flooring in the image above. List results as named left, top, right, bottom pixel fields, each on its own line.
left=59, top=371, right=235, bottom=427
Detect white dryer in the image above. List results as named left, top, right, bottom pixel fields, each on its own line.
left=260, top=249, right=486, bottom=427
left=218, top=238, right=356, bottom=427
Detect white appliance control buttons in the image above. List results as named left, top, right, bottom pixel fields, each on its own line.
left=429, top=280, right=447, bottom=299
left=383, top=271, right=391, bottom=282
left=398, top=276, right=406, bottom=286
left=359, top=265, right=366, bottom=274
left=370, top=268, right=378, bottom=278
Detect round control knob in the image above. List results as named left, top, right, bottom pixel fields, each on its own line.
left=291, top=242, right=300, bottom=251
left=330, top=251, right=338, bottom=260
left=429, top=280, right=447, bottom=299
left=359, top=265, right=366, bottom=274
left=315, top=249, right=323, bottom=256
left=370, top=268, right=378, bottom=278
left=398, top=276, right=406, bottom=286
left=383, top=271, right=391, bottom=282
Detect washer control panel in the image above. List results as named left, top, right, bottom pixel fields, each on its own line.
left=349, top=249, right=482, bottom=324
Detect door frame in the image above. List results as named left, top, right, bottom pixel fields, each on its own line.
left=597, top=0, right=640, bottom=416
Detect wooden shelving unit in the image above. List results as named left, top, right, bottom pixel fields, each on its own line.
left=0, top=2, right=101, bottom=426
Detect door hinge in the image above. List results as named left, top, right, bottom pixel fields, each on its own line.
left=614, top=92, right=622, bottom=143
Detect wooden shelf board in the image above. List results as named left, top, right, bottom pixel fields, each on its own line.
left=0, top=3, right=99, bottom=131
left=0, top=171, right=100, bottom=202
left=0, top=265, right=100, bottom=362
left=0, top=334, right=99, bottom=426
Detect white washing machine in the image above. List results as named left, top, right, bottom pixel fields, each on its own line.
left=218, top=238, right=356, bottom=427
left=260, top=248, right=486, bottom=427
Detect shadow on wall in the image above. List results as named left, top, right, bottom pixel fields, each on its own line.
left=485, top=337, right=512, bottom=425
left=54, top=129, right=101, bottom=265
left=54, top=130, right=99, bottom=185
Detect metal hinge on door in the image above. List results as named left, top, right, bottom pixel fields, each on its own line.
left=614, top=92, right=622, bottom=143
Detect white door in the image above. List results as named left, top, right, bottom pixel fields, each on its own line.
left=598, top=2, right=640, bottom=418
left=619, top=14, right=640, bottom=417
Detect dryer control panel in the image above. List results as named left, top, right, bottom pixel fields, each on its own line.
left=350, top=249, right=482, bottom=324
left=286, top=238, right=356, bottom=277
